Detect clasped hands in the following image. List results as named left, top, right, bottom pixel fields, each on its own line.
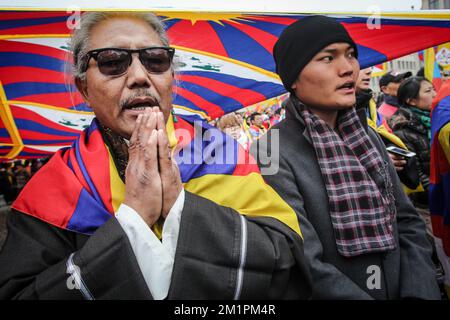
left=124, top=108, right=182, bottom=227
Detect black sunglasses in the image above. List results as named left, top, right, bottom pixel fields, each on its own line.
left=82, top=46, right=175, bottom=76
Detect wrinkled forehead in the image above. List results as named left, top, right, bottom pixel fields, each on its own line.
left=88, top=17, right=163, bottom=50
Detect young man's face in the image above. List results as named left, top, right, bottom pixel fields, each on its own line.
left=77, top=17, right=174, bottom=139
left=291, top=42, right=360, bottom=111
left=356, top=67, right=372, bottom=91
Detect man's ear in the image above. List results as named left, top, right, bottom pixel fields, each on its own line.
left=75, top=77, right=89, bottom=102
left=291, top=81, right=297, bottom=90
left=380, top=86, right=388, bottom=94
left=291, top=76, right=301, bottom=91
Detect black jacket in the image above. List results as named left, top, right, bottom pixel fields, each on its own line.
left=388, top=106, right=431, bottom=204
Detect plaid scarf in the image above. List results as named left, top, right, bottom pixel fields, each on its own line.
left=292, top=96, right=397, bottom=257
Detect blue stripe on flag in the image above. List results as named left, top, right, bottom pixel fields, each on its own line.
left=211, top=22, right=274, bottom=71
left=67, top=188, right=112, bottom=235
left=4, top=82, right=76, bottom=99
left=0, top=52, right=65, bottom=72
left=14, top=119, right=81, bottom=137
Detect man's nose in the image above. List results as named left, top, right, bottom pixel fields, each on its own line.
left=337, top=55, right=355, bottom=77
left=126, top=55, right=151, bottom=89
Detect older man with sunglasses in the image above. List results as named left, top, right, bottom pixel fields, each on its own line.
left=0, top=12, right=312, bottom=300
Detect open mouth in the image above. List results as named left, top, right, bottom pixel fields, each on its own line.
left=122, top=97, right=160, bottom=111
left=337, top=81, right=355, bottom=91
left=124, top=103, right=158, bottom=111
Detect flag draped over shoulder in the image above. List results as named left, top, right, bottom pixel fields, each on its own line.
left=430, top=82, right=450, bottom=257
left=12, top=115, right=302, bottom=237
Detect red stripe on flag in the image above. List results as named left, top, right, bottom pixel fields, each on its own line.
left=226, top=20, right=278, bottom=53
left=233, top=147, right=259, bottom=176
left=0, top=66, right=70, bottom=85
left=431, top=215, right=450, bottom=256
left=174, top=116, right=195, bottom=150
left=0, top=12, right=70, bottom=21
left=245, top=15, right=298, bottom=25
left=0, top=40, right=68, bottom=61
left=67, top=135, right=91, bottom=195
left=12, top=149, right=82, bottom=230
left=0, top=22, right=69, bottom=35
left=344, top=23, right=450, bottom=60
left=0, top=137, right=13, bottom=144
left=174, top=86, right=225, bottom=119
left=78, top=129, right=114, bottom=214
left=177, top=74, right=266, bottom=106
left=9, top=92, right=85, bottom=109
left=430, top=137, right=450, bottom=184
left=167, top=20, right=228, bottom=57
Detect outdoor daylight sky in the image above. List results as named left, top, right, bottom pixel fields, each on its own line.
left=0, top=0, right=424, bottom=12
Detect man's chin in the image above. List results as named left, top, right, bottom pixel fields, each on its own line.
left=337, top=100, right=356, bottom=110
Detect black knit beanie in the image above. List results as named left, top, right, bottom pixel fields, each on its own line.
left=273, top=15, right=358, bottom=93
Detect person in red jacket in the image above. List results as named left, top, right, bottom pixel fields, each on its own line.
left=378, top=71, right=412, bottom=131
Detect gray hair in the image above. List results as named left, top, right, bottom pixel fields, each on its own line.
left=70, top=11, right=170, bottom=80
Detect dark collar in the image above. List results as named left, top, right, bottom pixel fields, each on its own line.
left=97, top=122, right=128, bottom=182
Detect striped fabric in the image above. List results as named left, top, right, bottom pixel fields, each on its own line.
left=2, top=11, right=450, bottom=160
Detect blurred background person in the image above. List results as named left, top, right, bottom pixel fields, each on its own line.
left=216, top=112, right=251, bottom=149
left=378, top=71, right=412, bottom=129
left=12, top=161, right=30, bottom=199
left=356, top=68, right=420, bottom=190
left=0, top=163, right=14, bottom=205
left=247, top=112, right=267, bottom=140
left=388, top=76, right=436, bottom=240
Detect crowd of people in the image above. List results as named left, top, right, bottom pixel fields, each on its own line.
left=0, top=159, right=47, bottom=205
left=211, top=101, right=286, bottom=150
left=0, top=12, right=449, bottom=301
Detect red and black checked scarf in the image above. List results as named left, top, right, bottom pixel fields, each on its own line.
left=292, top=96, right=397, bottom=257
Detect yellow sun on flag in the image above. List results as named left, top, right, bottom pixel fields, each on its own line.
left=158, top=12, right=254, bottom=26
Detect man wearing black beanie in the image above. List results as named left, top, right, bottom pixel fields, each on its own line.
left=252, top=15, right=440, bottom=300
left=273, top=15, right=358, bottom=94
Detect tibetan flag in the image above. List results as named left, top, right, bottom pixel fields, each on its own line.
left=12, top=115, right=301, bottom=237
left=430, top=81, right=450, bottom=257
left=371, top=63, right=387, bottom=77
left=2, top=10, right=450, bottom=161
left=424, top=42, right=450, bottom=92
